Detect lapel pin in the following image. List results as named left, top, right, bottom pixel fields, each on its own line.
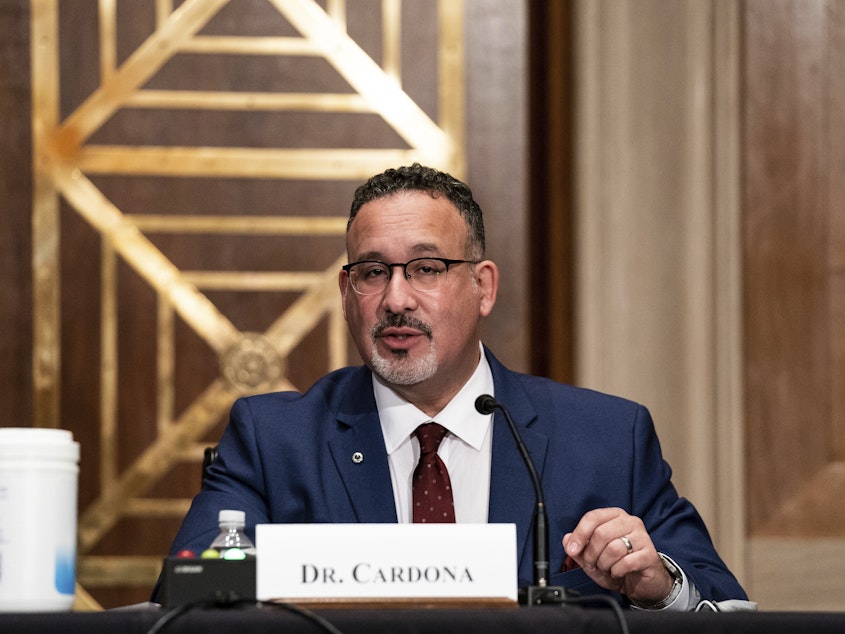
left=352, top=451, right=364, bottom=464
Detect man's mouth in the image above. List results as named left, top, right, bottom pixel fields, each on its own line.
left=380, top=327, right=423, bottom=339
left=371, top=316, right=432, bottom=347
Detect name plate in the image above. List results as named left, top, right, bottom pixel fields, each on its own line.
left=256, top=523, right=517, bottom=603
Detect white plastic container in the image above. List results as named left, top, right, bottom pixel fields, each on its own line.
left=0, top=427, right=80, bottom=612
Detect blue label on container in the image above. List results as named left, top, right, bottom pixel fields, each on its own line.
left=55, top=548, right=76, bottom=595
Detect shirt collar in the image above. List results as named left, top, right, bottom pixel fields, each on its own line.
left=374, top=342, right=494, bottom=454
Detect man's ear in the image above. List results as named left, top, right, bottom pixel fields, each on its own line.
left=474, top=260, right=499, bottom=317
left=338, top=269, right=349, bottom=319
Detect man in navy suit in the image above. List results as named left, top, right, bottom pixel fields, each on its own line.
left=165, top=164, right=749, bottom=609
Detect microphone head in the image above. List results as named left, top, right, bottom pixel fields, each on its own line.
left=475, top=394, right=497, bottom=415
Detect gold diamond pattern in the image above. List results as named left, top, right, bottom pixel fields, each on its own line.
left=30, top=0, right=464, bottom=605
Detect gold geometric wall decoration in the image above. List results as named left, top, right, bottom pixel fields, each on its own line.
left=30, top=0, right=464, bottom=606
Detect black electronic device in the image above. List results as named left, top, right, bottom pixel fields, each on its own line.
left=159, top=557, right=256, bottom=607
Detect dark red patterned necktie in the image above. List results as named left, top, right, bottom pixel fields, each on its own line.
left=412, top=422, right=455, bottom=523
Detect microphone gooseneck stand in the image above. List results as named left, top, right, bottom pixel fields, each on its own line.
left=475, top=395, right=631, bottom=633
left=474, top=394, right=575, bottom=606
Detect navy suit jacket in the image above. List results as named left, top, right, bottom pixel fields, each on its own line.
left=166, top=347, right=746, bottom=603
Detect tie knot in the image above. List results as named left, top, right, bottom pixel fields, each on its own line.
left=415, top=422, right=448, bottom=454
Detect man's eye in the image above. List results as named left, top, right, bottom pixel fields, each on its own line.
left=362, top=266, right=387, bottom=278
left=412, top=261, right=443, bottom=276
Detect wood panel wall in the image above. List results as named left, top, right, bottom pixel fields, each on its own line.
left=742, top=0, right=845, bottom=608
left=528, top=1, right=575, bottom=384
left=743, top=0, right=845, bottom=539
left=0, top=1, right=33, bottom=428
left=568, top=0, right=845, bottom=608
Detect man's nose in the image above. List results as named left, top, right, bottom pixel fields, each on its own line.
left=380, top=266, right=417, bottom=311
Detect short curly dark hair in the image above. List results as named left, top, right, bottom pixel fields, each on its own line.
left=348, top=163, right=485, bottom=258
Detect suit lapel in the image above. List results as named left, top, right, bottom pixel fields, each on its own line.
left=486, top=352, right=549, bottom=574
left=327, top=369, right=398, bottom=523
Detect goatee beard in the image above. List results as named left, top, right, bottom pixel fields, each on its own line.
left=369, top=314, right=437, bottom=386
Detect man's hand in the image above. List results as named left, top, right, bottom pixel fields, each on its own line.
left=562, top=507, right=675, bottom=605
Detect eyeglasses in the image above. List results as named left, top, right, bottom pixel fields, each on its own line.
left=342, top=257, right=477, bottom=295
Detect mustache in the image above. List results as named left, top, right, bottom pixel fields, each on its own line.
left=371, top=313, right=433, bottom=339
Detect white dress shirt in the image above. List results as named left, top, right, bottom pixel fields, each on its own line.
left=373, top=343, right=494, bottom=524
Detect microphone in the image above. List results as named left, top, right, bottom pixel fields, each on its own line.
left=475, top=394, right=573, bottom=606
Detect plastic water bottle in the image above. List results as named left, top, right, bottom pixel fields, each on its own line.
left=208, top=510, right=255, bottom=559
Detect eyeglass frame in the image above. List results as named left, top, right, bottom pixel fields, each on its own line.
left=341, top=257, right=479, bottom=295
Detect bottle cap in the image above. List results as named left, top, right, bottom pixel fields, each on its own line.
left=218, top=509, right=245, bottom=525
